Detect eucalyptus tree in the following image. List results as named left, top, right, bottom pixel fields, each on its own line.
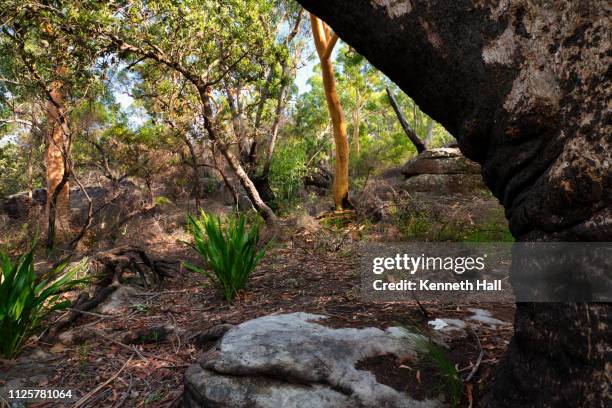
left=0, top=0, right=103, bottom=246
left=310, top=13, right=351, bottom=211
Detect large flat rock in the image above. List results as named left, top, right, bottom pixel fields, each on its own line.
left=400, top=148, right=480, bottom=178
left=184, top=312, right=442, bottom=408
left=402, top=174, right=486, bottom=194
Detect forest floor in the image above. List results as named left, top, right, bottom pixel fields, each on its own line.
left=0, top=212, right=515, bottom=408
left=0, top=169, right=516, bottom=407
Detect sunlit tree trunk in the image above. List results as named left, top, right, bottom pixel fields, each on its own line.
left=45, top=80, right=70, bottom=238
left=310, top=14, right=351, bottom=210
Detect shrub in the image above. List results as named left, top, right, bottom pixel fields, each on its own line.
left=269, top=138, right=307, bottom=212
left=0, top=246, right=87, bottom=358
left=185, top=211, right=266, bottom=301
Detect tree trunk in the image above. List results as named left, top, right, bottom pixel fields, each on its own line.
left=224, top=83, right=250, bottom=165
left=45, top=80, right=70, bottom=246
left=199, top=86, right=276, bottom=224
left=298, top=1, right=610, bottom=406
left=385, top=86, right=426, bottom=154
left=424, top=118, right=434, bottom=148
left=251, top=67, right=275, bottom=165
left=262, top=63, right=290, bottom=179
left=310, top=14, right=352, bottom=211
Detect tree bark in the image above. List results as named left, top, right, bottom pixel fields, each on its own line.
left=45, top=79, right=70, bottom=247
left=45, top=81, right=70, bottom=215
left=386, top=86, right=426, bottom=154
left=310, top=14, right=352, bottom=211
left=297, top=1, right=610, bottom=406
left=212, top=147, right=239, bottom=207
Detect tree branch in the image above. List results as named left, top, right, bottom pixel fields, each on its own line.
left=385, top=86, right=426, bottom=154
left=322, top=33, right=338, bottom=61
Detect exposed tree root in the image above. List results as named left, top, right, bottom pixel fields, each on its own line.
left=44, top=246, right=178, bottom=340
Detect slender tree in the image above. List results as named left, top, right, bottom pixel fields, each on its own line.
left=386, top=86, right=426, bottom=154
left=310, top=13, right=351, bottom=210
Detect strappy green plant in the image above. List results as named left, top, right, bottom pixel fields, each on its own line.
left=0, top=245, right=88, bottom=358
left=185, top=211, right=267, bottom=301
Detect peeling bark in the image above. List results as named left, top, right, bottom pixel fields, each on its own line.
left=297, top=1, right=611, bottom=406
left=45, top=80, right=70, bottom=231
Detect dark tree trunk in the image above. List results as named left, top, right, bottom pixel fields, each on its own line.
left=297, top=1, right=611, bottom=406
left=386, top=86, right=426, bottom=154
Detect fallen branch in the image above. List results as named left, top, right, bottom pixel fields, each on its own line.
left=464, top=329, right=484, bottom=382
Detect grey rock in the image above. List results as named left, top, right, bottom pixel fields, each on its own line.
left=401, top=174, right=485, bottom=194
left=193, top=324, right=235, bottom=349
left=237, top=194, right=254, bottom=211
left=401, top=147, right=480, bottom=178
left=184, top=312, right=442, bottom=408
left=95, top=285, right=142, bottom=315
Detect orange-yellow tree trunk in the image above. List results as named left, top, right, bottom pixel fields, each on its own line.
left=310, top=14, right=351, bottom=210
left=45, top=81, right=70, bottom=221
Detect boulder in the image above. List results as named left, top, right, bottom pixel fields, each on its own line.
left=1, top=188, right=46, bottom=218
left=402, top=174, right=485, bottom=194
left=184, top=312, right=441, bottom=408
left=400, top=148, right=480, bottom=178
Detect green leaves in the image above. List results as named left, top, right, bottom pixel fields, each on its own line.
left=0, top=245, right=88, bottom=358
left=185, top=210, right=266, bottom=302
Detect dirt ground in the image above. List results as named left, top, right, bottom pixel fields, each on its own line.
left=0, top=214, right=514, bottom=408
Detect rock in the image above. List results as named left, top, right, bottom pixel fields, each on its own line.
left=95, top=285, right=142, bottom=315
left=427, top=309, right=511, bottom=341
left=402, top=174, right=485, bottom=194
left=57, top=328, right=95, bottom=346
left=1, top=188, right=46, bottom=218
left=400, top=148, right=480, bottom=178
left=184, top=312, right=441, bottom=408
left=193, top=324, right=235, bottom=349
left=237, top=194, right=254, bottom=211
